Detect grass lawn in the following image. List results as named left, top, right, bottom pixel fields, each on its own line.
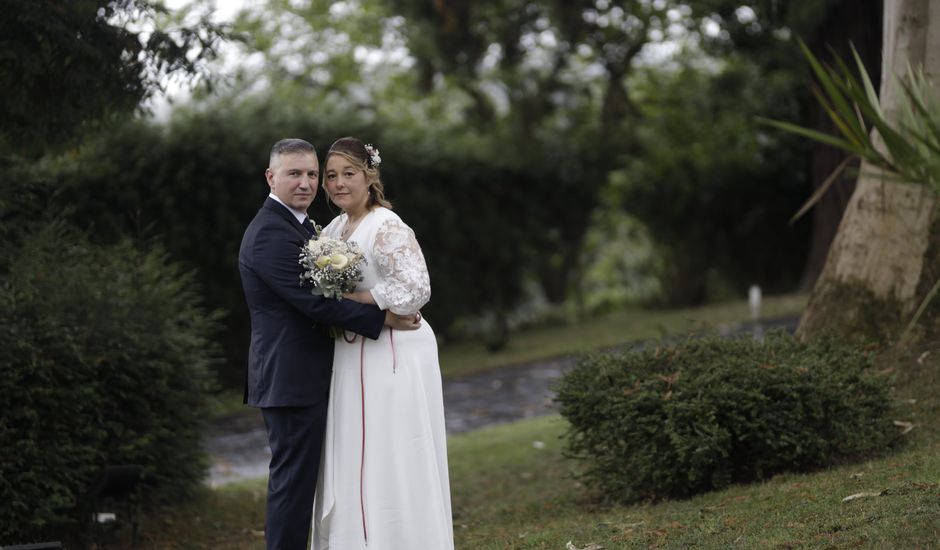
left=439, top=292, right=807, bottom=378
left=444, top=345, right=940, bottom=549
left=113, top=296, right=940, bottom=549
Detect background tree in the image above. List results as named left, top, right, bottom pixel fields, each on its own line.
left=48, top=0, right=856, bottom=369
left=390, top=0, right=884, bottom=306
left=0, top=1, right=228, bottom=540
left=8, top=0, right=879, bottom=387
left=797, top=0, right=940, bottom=341
left=613, top=58, right=812, bottom=304
left=387, top=0, right=681, bottom=306
left=800, top=0, right=882, bottom=287
left=0, top=0, right=224, bottom=158
left=683, top=0, right=883, bottom=290
left=0, top=0, right=225, bottom=268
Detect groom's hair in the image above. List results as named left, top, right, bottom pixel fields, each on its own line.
left=269, top=138, right=317, bottom=167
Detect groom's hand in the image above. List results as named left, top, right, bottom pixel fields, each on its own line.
left=385, top=311, right=421, bottom=330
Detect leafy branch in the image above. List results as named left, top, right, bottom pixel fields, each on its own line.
left=759, top=39, right=940, bottom=223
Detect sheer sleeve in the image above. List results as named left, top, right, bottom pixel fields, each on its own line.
left=369, top=217, right=431, bottom=315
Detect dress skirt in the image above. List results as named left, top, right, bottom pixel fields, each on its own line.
left=312, top=320, right=453, bottom=550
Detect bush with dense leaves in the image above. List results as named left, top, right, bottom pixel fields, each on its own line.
left=0, top=228, right=220, bottom=542
left=555, top=332, right=896, bottom=504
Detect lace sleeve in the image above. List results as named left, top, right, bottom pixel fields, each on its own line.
left=369, top=217, right=431, bottom=315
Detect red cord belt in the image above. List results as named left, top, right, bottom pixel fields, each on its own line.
left=342, top=328, right=398, bottom=545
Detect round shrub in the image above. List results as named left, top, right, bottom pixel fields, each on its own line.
left=0, top=228, right=220, bottom=542
left=555, top=332, right=896, bottom=504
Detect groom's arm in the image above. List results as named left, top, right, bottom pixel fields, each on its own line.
left=249, top=221, right=385, bottom=339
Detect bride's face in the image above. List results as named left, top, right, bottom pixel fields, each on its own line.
left=324, top=154, right=370, bottom=214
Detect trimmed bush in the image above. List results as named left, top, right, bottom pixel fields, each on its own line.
left=555, top=332, right=896, bottom=504
left=0, top=228, right=220, bottom=542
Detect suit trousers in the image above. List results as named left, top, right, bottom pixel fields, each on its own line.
left=261, top=403, right=328, bottom=550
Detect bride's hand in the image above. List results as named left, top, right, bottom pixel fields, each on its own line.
left=343, top=290, right=376, bottom=305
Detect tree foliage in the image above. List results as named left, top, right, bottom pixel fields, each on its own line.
left=615, top=59, right=812, bottom=304
left=0, top=228, right=220, bottom=542
left=0, top=0, right=882, bottom=389
left=0, top=0, right=226, bottom=157
left=0, top=3, right=226, bottom=532
left=21, top=0, right=865, bottom=373
left=48, top=99, right=568, bottom=371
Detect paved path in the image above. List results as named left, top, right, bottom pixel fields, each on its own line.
left=205, top=316, right=797, bottom=486
left=204, top=354, right=577, bottom=486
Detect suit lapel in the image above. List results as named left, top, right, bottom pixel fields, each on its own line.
left=263, top=197, right=309, bottom=241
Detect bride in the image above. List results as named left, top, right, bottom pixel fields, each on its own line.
left=312, top=137, right=454, bottom=549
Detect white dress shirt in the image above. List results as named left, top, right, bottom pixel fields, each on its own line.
left=269, top=192, right=308, bottom=225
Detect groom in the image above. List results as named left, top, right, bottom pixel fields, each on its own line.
left=239, top=138, right=419, bottom=549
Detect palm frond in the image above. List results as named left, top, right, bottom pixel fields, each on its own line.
left=761, top=38, right=940, bottom=192
left=789, top=156, right=852, bottom=225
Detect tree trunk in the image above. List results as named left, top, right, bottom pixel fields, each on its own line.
left=797, top=0, right=940, bottom=341
left=800, top=0, right=883, bottom=289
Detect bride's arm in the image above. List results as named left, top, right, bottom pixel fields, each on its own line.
left=368, top=217, right=431, bottom=315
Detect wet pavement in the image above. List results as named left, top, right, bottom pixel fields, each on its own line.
left=205, top=316, right=797, bottom=486
left=204, top=353, right=577, bottom=487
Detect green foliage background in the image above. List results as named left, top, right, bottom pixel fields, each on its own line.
left=0, top=4, right=886, bottom=538
left=0, top=229, right=220, bottom=542
left=2, top=0, right=873, bottom=385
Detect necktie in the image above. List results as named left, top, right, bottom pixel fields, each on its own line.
left=302, top=217, right=318, bottom=237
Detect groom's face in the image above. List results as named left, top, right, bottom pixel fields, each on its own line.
left=266, top=152, right=319, bottom=211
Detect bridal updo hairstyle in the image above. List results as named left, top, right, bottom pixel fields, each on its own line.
left=325, top=136, right=393, bottom=210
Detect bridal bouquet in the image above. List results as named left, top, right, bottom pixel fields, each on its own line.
left=299, top=236, right=366, bottom=300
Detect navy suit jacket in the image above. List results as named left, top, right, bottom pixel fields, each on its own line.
left=239, top=197, right=385, bottom=408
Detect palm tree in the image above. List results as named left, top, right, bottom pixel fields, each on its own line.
left=767, top=0, right=940, bottom=341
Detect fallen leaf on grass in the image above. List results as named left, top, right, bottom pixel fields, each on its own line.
left=566, top=542, right=604, bottom=550
left=841, top=491, right=884, bottom=502
left=893, top=420, right=915, bottom=434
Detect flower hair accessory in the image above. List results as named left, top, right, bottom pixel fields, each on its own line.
left=364, top=143, right=381, bottom=168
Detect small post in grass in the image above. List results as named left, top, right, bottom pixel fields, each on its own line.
left=749, top=284, right=763, bottom=340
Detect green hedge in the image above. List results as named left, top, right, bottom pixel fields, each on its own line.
left=0, top=228, right=220, bottom=542
left=555, top=332, right=896, bottom=504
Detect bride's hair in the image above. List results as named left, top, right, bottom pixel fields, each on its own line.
left=325, top=137, right=393, bottom=210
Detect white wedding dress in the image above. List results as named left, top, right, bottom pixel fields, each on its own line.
left=312, top=207, right=454, bottom=550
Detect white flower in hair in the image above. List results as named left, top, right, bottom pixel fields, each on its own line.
left=365, top=143, right=381, bottom=168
